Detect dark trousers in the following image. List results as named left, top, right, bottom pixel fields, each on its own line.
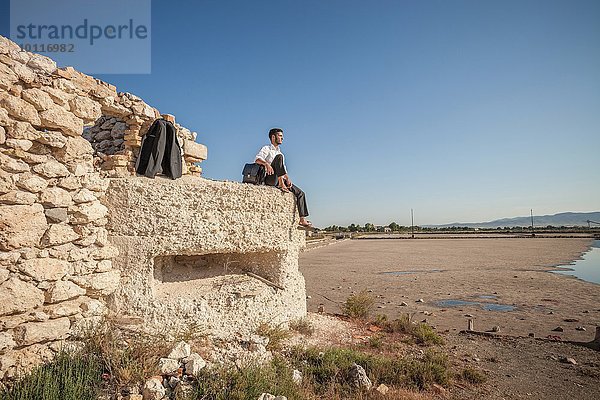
left=265, top=154, right=309, bottom=218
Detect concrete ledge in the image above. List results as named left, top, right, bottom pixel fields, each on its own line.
left=104, top=176, right=307, bottom=337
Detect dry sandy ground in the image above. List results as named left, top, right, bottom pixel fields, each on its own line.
left=299, top=238, right=600, bottom=399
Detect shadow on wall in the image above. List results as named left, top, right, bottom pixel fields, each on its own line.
left=153, top=251, right=282, bottom=284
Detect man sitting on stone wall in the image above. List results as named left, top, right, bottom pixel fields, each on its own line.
left=254, top=127, right=311, bottom=228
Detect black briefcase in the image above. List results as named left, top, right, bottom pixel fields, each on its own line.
left=242, top=163, right=265, bottom=185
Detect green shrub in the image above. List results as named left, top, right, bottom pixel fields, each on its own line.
left=341, top=291, right=374, bottom=319
left=193, top=356, right=304, bottom=400
left=287, top=346, right=450, bottom=394
left=377, top=314, right=444, bottom=346
left=412, top=323, right=444, bottom=345
left=0, top=351, right=102, bottom=400
left=460, top=367, right=487, bottom=384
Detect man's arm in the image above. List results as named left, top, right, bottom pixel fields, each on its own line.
left=255, top=157, right=274, bottom=175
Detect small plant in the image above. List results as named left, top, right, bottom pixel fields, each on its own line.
left=374, top=314, right=388, bottom=326
left=0, top=351, right=102, bottom=400
left=376, top=314, right=443, bottom=346
left=75, top=319, right=171, bottom=386
left=193, top=355, right=304, bottom=400
left=383, top=313, right=413, bottom=333
left=341, top=290, right=374, bottom=319
left=289, top=317, right=315, bottom=336
left=368, top=334, right=384, bottom=349
left=460, top=367, right=487, bottom=384
left=412, top=323, right=444, bottom=345
left=256, top=323, right=291, bottom=352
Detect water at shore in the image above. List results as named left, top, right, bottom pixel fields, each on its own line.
left=552, top=240, right=600, bottom=284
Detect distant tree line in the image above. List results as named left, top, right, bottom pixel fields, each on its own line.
left=321, top=223, right=599, bottom=233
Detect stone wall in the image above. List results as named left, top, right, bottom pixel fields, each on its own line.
left=0, top=34, right=206, bottom=378
left=0, top=35, right=305, bottom=379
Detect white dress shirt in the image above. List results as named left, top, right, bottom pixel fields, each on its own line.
left=255, top=144, right=285, bottom=165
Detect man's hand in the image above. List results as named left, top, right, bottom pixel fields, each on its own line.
left=265, top=164, right=274, bottom=175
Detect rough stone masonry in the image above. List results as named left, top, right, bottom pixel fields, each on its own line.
left=0, top=35, right=306, bottom=379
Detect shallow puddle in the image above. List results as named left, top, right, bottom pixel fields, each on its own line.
left=551, top=240, right=600, bottom=285
left=436, top=299, right=516, bottom=312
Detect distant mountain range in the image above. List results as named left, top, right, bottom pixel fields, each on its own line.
left=429, top=212, right=600, bottom=228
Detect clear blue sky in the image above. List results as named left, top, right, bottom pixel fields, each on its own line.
left=2, top=0, right=599, bottom=227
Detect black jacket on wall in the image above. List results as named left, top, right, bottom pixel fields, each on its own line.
left=135, top=119, right=183, bottom=179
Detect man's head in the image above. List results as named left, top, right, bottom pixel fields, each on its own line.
left=269, top=128, right=284, bottom=145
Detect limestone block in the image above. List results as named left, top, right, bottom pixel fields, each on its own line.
left=0, top=331, right=16, bottom=353
left=6, top=121, right=40, bottom=141
left=70, top=270, right=120, bottom=296
left=0, top=36, right=21, bottom=54
left=100, top=98, right=131, bottom=117
left=8, top=49, right=31, bottom=64
left=32, top=160, right=70, bottom=178
left=0, top=190, right=37, bottom=205
left=20, top=152, right=47, bottom=165
left=57, top=176, right=81, bottom=190
left=0, top=277, right=45, bottom=316
left=41, top=86, right=74, bottom=107
left=0, top=153, right=29, bottom=173
left=158, top=357, right=180, bottom=374
left=88, top=243, right=117, bottom=259
left=53, top=66, right=74, bottom=79
left=67, top=246, right=90, bottom=262
left=183, top=140, right=207, bottom=161
left=13, top=317, right=70, bottom=346
left=44, top=298, right=82, bottom=318
left=130, top=102, right=156, bottom=119
left=52, top=79, right=76, bottom=93
left=71, top=163, right=92, bottom=177
left=142, top=377, right=166, bottom=400
left=80, top=298, right=107, bottom=317
left=18, top=258, right=69, bottom=281
left=69, top=96, right=101, bottom=121
left=54, top=136, right=93, bottom=162
left=22, top=88, right=55, bottom=111
left=0, top=203, right=47, bottom=250
left=44, top=280, right=86, bottom=303
left=0, top=63, right=18, bottom=90
left=16, top=173, right=48, bottom=192
left=70, top=202, right=108, bottom=224
left=71, top=260, right=97, bottom=275
left=39, top=106, right=83, bottom=137
left=0, top=108, right=8, bottom=125
left=41, top=224, right=79, bottom=246
left=36, top=130, right=68, bottom=148
left=0, top=54, right=13, bottom=66
left=13, top=62, right=36, bottom=84
left=48, top=243, right=77, bottom=260
left=183, top=353, right=206, bottom=375
left=96, top=260, right=112, bottom=272
left=0, top=313, right=32, bottom=331
left=26, top=53, right=57, bottom=74
left=168, top=341, right=191, bottom=360
left=81, top=173, right=109, bottom=192
left=5, top=139, right=33, bottom=152
left=39, top=186, right=73, bottom=207
left=72, top=188, right=97, bottom=203
left=44, top=208, right=68, bottom=223
left=0, top=268, right=9, bottom=283
left=0, top=92, right=41, bottom=126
